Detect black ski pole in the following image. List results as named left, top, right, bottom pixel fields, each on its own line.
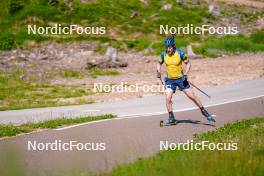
left=189, top=81, right=211, bottom=98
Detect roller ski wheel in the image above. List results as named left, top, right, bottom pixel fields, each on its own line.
left=201, top=109, right=216, bottom=123
left=207, top=115, right=216, bottom=123
left=160, top=119, right=177, bottom=127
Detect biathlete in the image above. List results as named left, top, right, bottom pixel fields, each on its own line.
left=156, top=36, right=215, bottom=125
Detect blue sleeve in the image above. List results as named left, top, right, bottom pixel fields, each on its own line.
left=159, top=51, right=166, bottom=64
left=178, top=49, right=185, bottom=60
left=178, top=49, right=189, bottom=64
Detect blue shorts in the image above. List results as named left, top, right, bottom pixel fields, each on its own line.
left=165, top=77, right=190, bottom=93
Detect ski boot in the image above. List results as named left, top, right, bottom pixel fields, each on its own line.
left=201, top=109, right=216, bottom=122
left=160, top=117, right=177, bottom=127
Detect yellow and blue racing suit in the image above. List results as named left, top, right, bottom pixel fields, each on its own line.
left=159, top=48, right=190, bottom=92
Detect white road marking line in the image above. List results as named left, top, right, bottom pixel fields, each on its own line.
left=55, top=94, right=264, bottom=131
left=55, top=118, right=113, bottom=130
left=119, top=94, right=264, bottom=118
left=82, top=110, right=101, bottom=112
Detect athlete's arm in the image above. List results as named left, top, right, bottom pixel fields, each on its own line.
left=184, top=59, right=191, bottom=75
left=178, top=49, right=190, bottom=75
left=157, top=62, right=161, bottom=73
left=156, top=62, right=162, bottom=78
left=157, top=53, right=165, bottom=78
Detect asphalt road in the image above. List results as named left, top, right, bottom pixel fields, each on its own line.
left=0, top=78, right=264, bottom=175
left=0, top=96, right=263, bottom=176
left=0, top=78, right=264, bottom=125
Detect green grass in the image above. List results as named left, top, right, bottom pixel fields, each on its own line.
left=0, top=114, right=115, bottom=138
left=0, top=0, right=210, bottom=51
left=87, top=68, right=119, bottom=78
left=195, top=30, right=264, bottom=57
left=221, top=4, right=264, bottom=24
left=0, top=0, right=263, bottom=56
left=60, top=70, right=83, bottom=78
left=100, top=117, right=264, bottom=176
left=250, top=30, right=264, bottom=44
left=0, top=70, right=93, bottom=110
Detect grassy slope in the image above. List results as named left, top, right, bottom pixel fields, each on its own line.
left=0, top=114, right=115, bottom=137
left=195, top=31, right=264, bottom=57
left=1, top=0, right=263, bottom=54
left=100, top=117, right=264, bottom=176
left=0, top=0, right=210, bottom=53
left=0, top=69, right=93, bottom=110
left=0, top=68, right=121, bottom=110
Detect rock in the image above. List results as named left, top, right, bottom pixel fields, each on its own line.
left=82, top=51, right=93, bottom=56
left=16, top=57, right=28, bottom=62
left=38, top=54, right=49, bottom=60
left=87, top=47, right=127, bottom=69
left=66, top=0, right=73, bottom=11
left=105, top=47, right=118, bottom=62
left=176, top=0, right=184, bottom=5
left=19, top=54, right=26, bottom=58
left=48, top=0, right=58, bottom=6
left=142, top=47, right=154, bottom=55
left=29, top=53, right=36, bottom=59
left=205, top=49, right=225, bottom=57
left=192, top=0, right=200, bottom=5
left=186, top=45, right=196, bottom=57
left=71, top=51, right=93, bottom=59
left=208, top=5, right=214, bottom=12
left=161, top=4, right=172, bottom=10
left=86, top=57, right=128, bottom=69
left=140, top=0, right=148, bottom=6
left=19, top=74, right=28, bottom=79
left=145, top=59, right=150, bottom=63
left=0, top=61, right=6, bottom=66
left=131, top=11, right=139, bottom=18
left=208, top=4, right=221, bottom=16
left=256, top=18, right=264, bottom=29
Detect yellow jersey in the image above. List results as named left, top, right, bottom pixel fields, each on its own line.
left=159, top=48, right=189, bottom=79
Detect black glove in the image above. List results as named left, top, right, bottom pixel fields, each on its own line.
left=156, top=71, right=161, bottom=78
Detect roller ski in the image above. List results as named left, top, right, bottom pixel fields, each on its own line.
left=160, top=118, right=177, bottom=127
left=201, top=109, right=216, bottom=123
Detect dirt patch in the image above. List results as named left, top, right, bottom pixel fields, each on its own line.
left=0, top=42, right=263, bottom=104
left=206, top=0, right=264, bottom=8
left=50, top=52, right=264, bottom=104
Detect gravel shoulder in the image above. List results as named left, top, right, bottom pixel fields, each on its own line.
left=1, top=46, right=263, bottom=104
left=78, top=52, right=264, bottom=103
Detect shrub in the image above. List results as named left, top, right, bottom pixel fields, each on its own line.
left=0, top=32, right=16, bottom=50
left=8, top=0, right=25, bottom=13
left=60, top=70, right=82, bottom=78
left=250, top=30, right=264, bottom=44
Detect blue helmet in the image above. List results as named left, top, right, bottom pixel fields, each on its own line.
left=164, top=36, right=175, bottom=47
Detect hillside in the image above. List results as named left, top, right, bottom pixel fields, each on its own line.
left=0, top=0, right=263, bottom=110
left=0, top=0, right=263, bottom=55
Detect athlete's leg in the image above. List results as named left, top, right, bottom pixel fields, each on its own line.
left=183, top=88, right=203, bottom=108
left=164, top=78, right=177, bottom=124
left=164, top=88, right=177, bottom=125
left=165, top=90, right=174, bottom=119
left=183, top=88, right=215, bottom=121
